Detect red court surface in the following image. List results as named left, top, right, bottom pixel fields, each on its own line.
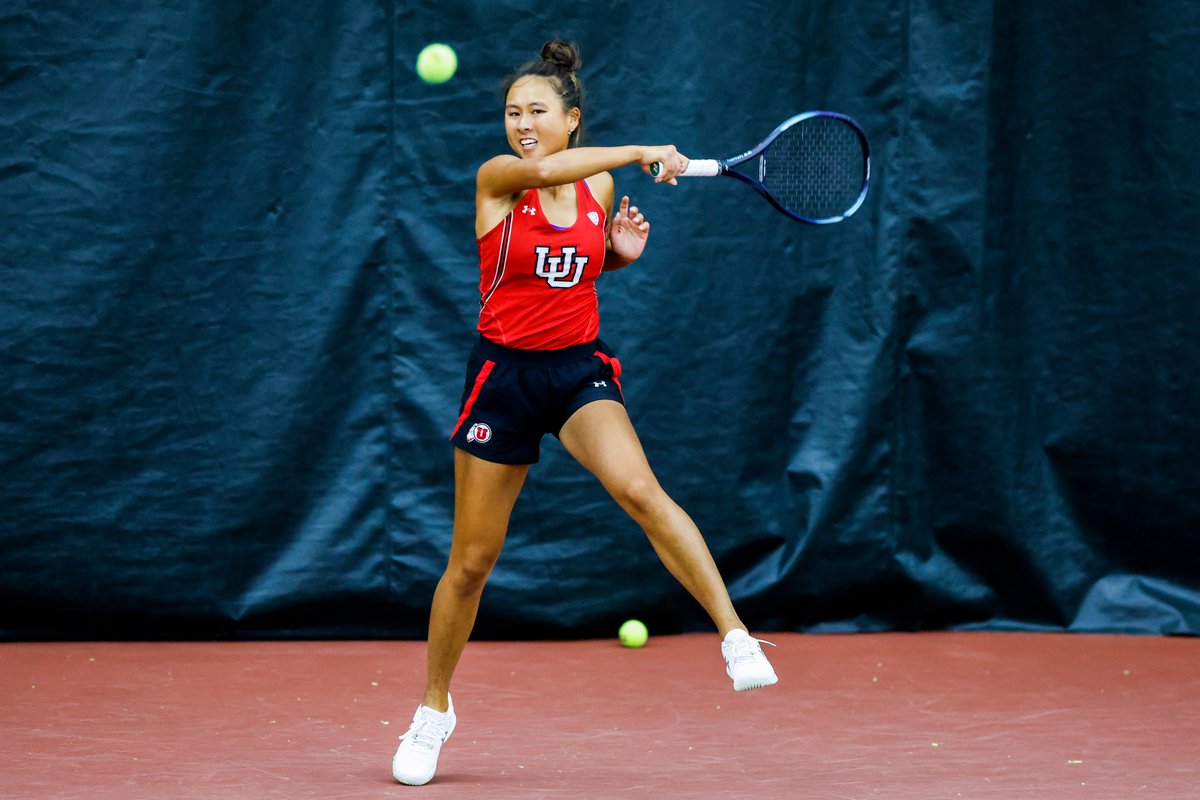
left=2, top=633, right=1198, bottom=799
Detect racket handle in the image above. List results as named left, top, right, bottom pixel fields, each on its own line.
left=650, top=159, right=721, bottom=178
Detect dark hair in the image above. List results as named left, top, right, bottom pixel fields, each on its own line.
left=502, top=40, right=585, bottom=147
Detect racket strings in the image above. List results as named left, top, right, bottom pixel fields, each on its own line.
left=762, top=117, right=866, bottom=222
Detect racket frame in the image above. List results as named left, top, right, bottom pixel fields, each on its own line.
left=664, top=111, right=872, bottom=225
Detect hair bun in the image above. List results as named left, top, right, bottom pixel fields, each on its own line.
left=540, top=40, right=582, bottom=72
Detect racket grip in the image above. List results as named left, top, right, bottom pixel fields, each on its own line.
left=650, top=159, right=721, bottom=178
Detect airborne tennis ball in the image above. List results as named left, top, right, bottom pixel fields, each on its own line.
left=619, top=619, right=648, bottom=648
left=416, top=43, right=457, bottom=84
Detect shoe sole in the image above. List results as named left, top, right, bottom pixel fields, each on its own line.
left=392, top=754, right=439, bottom=786
left=395, top=774, right=434, bottom=786
left=733, top=674, right=779, bottom=691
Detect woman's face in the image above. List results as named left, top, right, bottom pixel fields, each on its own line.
left=504, top=76, right=579, bottom=160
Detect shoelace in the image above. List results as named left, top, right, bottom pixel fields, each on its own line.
left=400, top=715, right=451, bottom=752
left=727, top=635, right=777, bottom=663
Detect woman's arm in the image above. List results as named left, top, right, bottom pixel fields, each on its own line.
left=477, top=145, right=687, bottom=201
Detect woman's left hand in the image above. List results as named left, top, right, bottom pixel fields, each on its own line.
left=608, top=195, right=649, bottom=264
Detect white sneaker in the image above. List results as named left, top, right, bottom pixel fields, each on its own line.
left=392, top=694, right=456, bottom=786
left=721, top=629, right=779, bottom=691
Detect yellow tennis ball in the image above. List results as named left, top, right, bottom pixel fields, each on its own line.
left=619, top=619, right=648, bottom=648
left=416, top=43, right=457, bottom=84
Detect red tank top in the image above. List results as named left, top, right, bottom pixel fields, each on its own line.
left=476, top=180, right=608, bottom=350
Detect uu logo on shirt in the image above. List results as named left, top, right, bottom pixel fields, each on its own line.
left=467, top=422, right=492, bottom=445
left=533, top=245, right=588, bottom=288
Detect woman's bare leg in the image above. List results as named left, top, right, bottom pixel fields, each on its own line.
left=558, top=400, right=745, bottom=637
left=421, top=449, right=528, bottom=711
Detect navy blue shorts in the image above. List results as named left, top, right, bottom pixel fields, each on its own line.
left=450, top=336, right=625, bottom=465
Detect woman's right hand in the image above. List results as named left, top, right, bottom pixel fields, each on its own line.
left=640, top=146, right=689, bottom=184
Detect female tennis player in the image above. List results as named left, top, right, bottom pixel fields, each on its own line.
left=392, top=40, right=777, bottom=786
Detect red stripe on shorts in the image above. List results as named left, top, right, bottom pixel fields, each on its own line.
left=451, top=359, right=496, bottom=438
left=593, top=350, right=622, bottom=394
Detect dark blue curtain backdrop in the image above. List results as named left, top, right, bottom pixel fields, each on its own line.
left=3, top=1, right=1198, bottom=639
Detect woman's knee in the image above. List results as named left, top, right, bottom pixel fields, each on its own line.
left=612, top=473, right=669, bottom=521
left=443, top=545, right=501, bottom=596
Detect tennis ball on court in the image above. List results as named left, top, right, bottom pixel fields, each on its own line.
left=619, top=619, right=648, bottom=648
left=416, top=43, right=457, bottom=84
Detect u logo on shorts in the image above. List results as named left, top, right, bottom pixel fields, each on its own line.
left=466, top=422, right=492, bottom=444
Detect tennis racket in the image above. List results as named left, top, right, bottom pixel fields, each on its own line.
left=651, top=111, right=871, bottom=225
